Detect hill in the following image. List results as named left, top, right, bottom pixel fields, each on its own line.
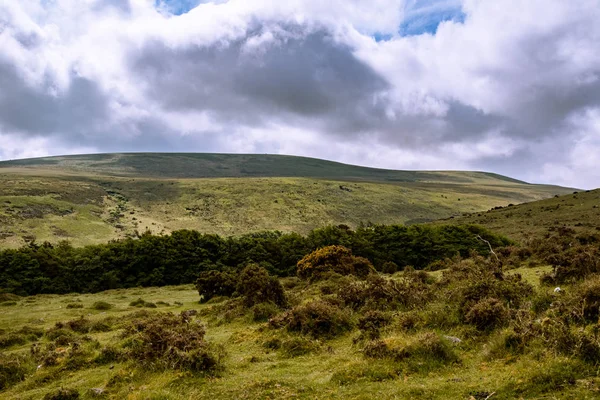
left=434, top=188, right=600, bottom=242
left=0, top=152, right=529, bottom=182
left=0, top=153, right=574, bottom=248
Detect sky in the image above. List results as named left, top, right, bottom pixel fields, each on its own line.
left=1, top=1, right=599, bottom=188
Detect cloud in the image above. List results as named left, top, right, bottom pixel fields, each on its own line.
left=0, top=0, right=599, bottom=188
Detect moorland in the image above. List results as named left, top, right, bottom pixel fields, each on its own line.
left=1, top=154, right=599, bottom=399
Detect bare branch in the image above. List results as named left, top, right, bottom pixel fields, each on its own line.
left=476, top=235, right=499, bottom=262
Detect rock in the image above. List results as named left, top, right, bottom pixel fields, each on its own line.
left=443, top=335, right=462, bottom=344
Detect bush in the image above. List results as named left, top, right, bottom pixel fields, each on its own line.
left=297, top=245, right=375, bottom=280
left=122, top=312, right=223, bottom=373
left=339, top=274, right=430, bottom=311
left=66, top=303, right=84, bottom=309
left=280, top=337, right=321, bottom=358
left=381, top=261, right=399, bottom=274
left=43, top=388, right=80, bottom=400
left=0, top=326, right=44, bottom=349
left=357, top=310, right=392, bottom=340
left=0, top=354, right=33, bottom=390
left=464, top=298, right=509, bottom=331
left=363, top=332, right=458, bottom=371
left=250, top=302, right=280, bottom=322
left=91, top=301, right=113, bottom=311
left=236, top=264, right=287, bottom=308
left=129, top=298, right=157, bottom=308
left=195, top=270, right=237, bottom=303
left=0, top=293, right=20, bottom=302
left=271, top=300, right=353, bottom=339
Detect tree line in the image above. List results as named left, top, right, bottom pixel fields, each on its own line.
left=0, top=224, right=510, bottom=295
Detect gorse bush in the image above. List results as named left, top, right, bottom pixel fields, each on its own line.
left=122, top=312, right=224, bottom=373
left=438, top=253, right=533, bottom=324
left=270, top=300, right=353, bottom=339
left=363, top=332, right=459, bottom=371
left=296, top=245, right=375, bottom=280
left=464, top=298, right=509, bottom=331
left=236, top=264, right=287, bottom=308
left=0, top=353, right=34, bottom=390
left=339, top=274, right=431, bottom=311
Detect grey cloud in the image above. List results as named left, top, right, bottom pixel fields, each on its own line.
left=130, top=24, right=389, bottom=131
left=0, top=62, right=109, bottom=136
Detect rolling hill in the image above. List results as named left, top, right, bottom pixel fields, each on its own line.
left=434, top=188, right=600, bottom=242
left=0, top=153, right=574, bottom=248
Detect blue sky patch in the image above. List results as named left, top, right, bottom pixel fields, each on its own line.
left=154, top=0, right=201, bottom=16
left=400, top=0, right=465, bottom=36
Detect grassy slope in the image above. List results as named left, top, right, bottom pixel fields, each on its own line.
left=1, top=266, right=595, bottom=400
left=0, top=153, right=531, bottom=182
left=0, top=153, right=574, bottom=248
left=434, top=188, right=600, bottom=242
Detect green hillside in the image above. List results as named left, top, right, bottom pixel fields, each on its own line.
left=0, top=153, right=574, bottom=248
left=0, top=152, right=529, bottom=182
left=435, top=188, right=600, bottom=242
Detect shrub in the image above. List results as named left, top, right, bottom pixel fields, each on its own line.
left=280, top=337, right=321, bottom=358
left=297, top=245, right=375, bottom=280
left=271, top=300, right=353, bottom=339
left=464, top=298, right=509, bottom=331
left=250, top=302, right=280, bottom=322
left=195, top=270, right=237, bottom=303
left=363, top=332, right=458, bottom=371
left=94, top=346, right=123, bottom=365
left=339, top=274, right=430, bottom=311
left=0, top=293, right=20, bottom=302
left=439, top=254, right=533, bottom=323
left=236, top=264, right=287, bottom=308
left=43, top=388, right=80, bottom=400
left=0, top=354, right=33, bottom=390
left=0, top=326, right=44, bottom=349
left=91, top=301, right=113, bottom=311
left=122, top=312, right=223, bottom=373
left=381, top=261, right=399, bottom=274
left=66, top=303, right=84, bottom=309
left=357, top=310, right=392, bottom=340
left=129, top=298, right=157, bottom=308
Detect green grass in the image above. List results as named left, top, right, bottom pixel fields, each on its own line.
left=0, top=154, right=574, bottom=248
left=0, top=153, right=541, bottom=182
left=1, top=274, right=599, bottom=399
left=435, top=188, right=600, bottom=242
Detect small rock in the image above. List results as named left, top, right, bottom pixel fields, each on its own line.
left=443, top=335, right=462, bottom=344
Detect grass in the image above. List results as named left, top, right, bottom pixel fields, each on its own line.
left=1, top=270, right=599, bottom=399
left=0, top=154, right=574, bottom=248
left=436, top=188, right=600, bottom=242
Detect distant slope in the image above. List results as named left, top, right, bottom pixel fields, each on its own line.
left=0, top=152, right=529, bottom=183
left=0, top=153, right=575, bottom=248
left=433, top=189, right=600, bottom=242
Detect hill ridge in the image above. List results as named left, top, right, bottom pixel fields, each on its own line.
left=0, top=152, right=531, bottom=184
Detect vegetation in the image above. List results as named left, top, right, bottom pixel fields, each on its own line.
left=0, top=153, right=572, bottom=248
left=0, top=154, right=598, bottom=398
left=1, top=231, right=599, bottom=398
left=0, top=224, right=508, bottom=295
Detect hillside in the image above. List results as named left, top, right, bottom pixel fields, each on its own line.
left=435, top=188, right=600, bottom=242
left=0, top=153, right=574, bottom=248
left=0, top=153, right=529, bottom=182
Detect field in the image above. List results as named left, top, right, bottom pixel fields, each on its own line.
left=0, top=153, right=573, bottom=248
left=437, top=188, right=600, bottom=242
left=3, top=263, right=599, bottom=400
